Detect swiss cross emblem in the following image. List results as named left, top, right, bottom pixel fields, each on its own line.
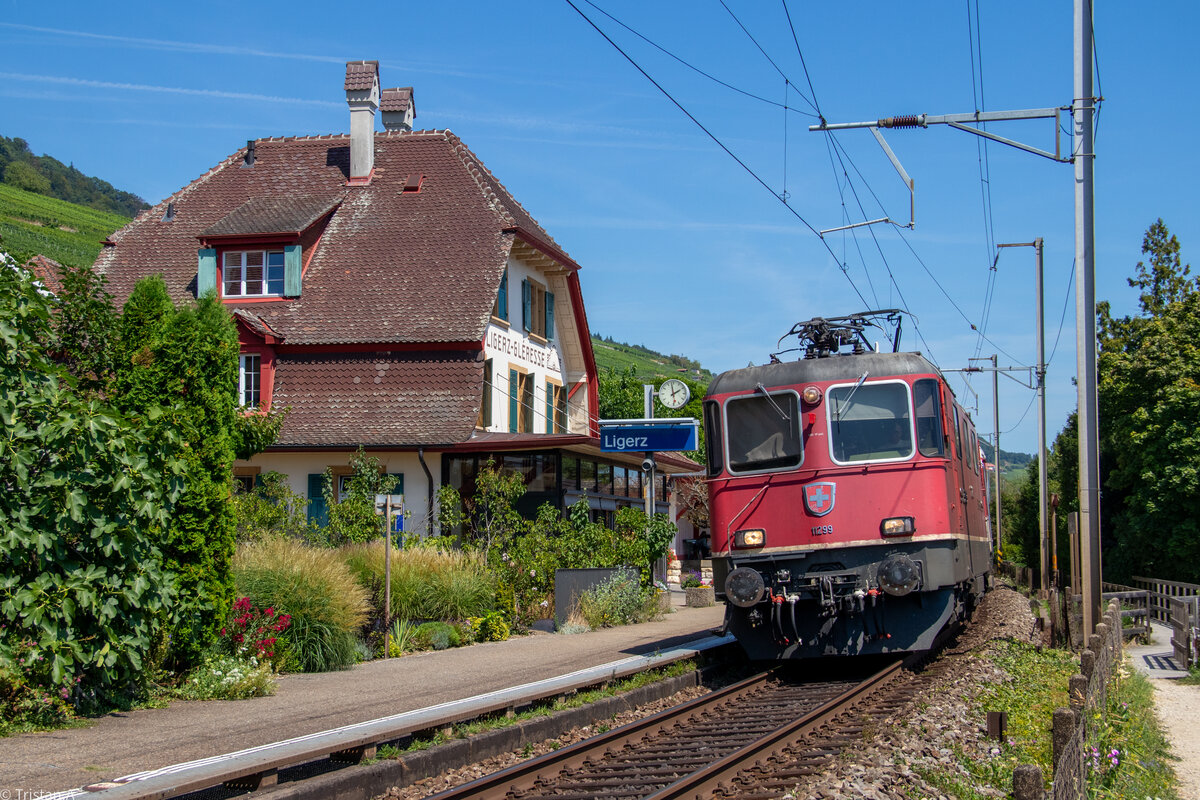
left=804, top=482, right=836, bottom=516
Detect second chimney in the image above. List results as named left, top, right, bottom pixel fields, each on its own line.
left=381, top=87, right=416, bottom=132
left=344, top=60, right=380, bottom=181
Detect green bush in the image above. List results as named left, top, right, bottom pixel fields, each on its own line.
left=323, top=449, right=399, bottom=545
left=578, top=573, right=660, bottom=629
left=412, top=622, right=460, bottom=651
left=0, top=253, right=185, bottom=708
left=175, top=654, right=275, bottom=700
left=342, top=541, right=496, bottom=622
left=233, top=539, right=370, bottom=672
left=0, top=643, right=75, bottom=733
left=469, top=612, right=511, bottom=642
left=110, top=277, right=241, bottom=667
left=231, top=471, right=321, bottom=544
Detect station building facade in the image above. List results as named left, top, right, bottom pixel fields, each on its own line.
left=93, top=60, right=697, bottom=538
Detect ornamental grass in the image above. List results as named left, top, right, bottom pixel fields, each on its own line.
left=341, top=541, right=496, bottom=622
left=233, top=539, right=370, bottom=672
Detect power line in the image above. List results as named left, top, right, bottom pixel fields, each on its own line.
left=1046, top=258, right=1076, bottom=366
left=779, top=0, right=823, bottom=119
left=563, top=0, right=872, bottom=311
left=717, top=0, right=820, bottom=115
left=579, top=0, right=817, bottom=117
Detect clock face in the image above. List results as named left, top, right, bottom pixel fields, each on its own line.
left=658, top=378, right=691, bottom=410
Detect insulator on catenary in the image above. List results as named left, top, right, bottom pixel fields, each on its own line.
left=878, top=115, right=923, bottom=128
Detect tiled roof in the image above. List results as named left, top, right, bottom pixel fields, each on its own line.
left=271, top=349, right=484, bottom=447
left=23, top=255, right=64, bottom=295
left=344, top=60, right=379, bottom=91
left=380, top=87, right=413, bottom=112
left=232, top=309, right=283, bottom=341
left=96, top=130, right=571, bottom=346
left=202, top=194, right=343, bottom=237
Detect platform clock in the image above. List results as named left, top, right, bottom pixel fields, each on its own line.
left=658, top=378, right=691, bottom=410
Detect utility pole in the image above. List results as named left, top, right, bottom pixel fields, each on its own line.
left=1075, top=0, right=1102, bottom=636
left=998, top=239, right=1048, bottom=591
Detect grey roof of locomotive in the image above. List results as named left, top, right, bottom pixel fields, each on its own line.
left=706, top=352, right=942, bottom=397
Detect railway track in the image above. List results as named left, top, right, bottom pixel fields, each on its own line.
left=423, top=659, right=911, bottom=800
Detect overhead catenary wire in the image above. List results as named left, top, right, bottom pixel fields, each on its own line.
left=579, top=0, right=818, bottom=117
left=717, top=0, right=820, bottom=115
left=562, top=0, right=872, bottom=312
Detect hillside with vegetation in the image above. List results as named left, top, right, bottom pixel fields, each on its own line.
left=0, top=183, right=130, bottom=269
left=1, top=136, right=148, bottom=217
left=591, top=335, right=713, bottom=383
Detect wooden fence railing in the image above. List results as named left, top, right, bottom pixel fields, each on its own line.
left=1099, top=582, right=1151, bottom=640
left=1131, top=576, right=1199, bottom=668
left=1012, top=600, right=1124, bottom=800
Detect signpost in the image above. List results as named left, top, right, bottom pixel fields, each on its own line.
left=374, top=494, right=404, bottom=658
left=598, top=418, right=698, bottom=453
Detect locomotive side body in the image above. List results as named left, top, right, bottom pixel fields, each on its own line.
left=705, top=352, right=991, bottom=660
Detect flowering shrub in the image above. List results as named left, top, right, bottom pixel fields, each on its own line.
left=680, top=571, right=704, bottom=589
left=219, top=597, right=291, bottom=662
left=176, top=654, right=276, bottom=700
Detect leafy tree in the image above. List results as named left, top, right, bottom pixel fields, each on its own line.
left=1094, top=220, right=1200, bottom=583
left=45, top=261, right=118, bottom=396
left=0, top=250, right=185, bottom=707
left=322, top=449, right=399, bottom=546
left=109, top=279, right=240, bottom=666
left=436, top=458, right=526, bottom=558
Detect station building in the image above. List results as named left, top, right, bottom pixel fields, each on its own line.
left=93, top=60, right=701, bottom=543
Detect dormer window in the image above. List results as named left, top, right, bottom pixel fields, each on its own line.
left=224, top=250, right=286, bottom=297
left=239, top=353, right=262, bottom=408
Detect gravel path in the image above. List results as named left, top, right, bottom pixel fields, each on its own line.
left=1151, top=678, right=1200, bottom=799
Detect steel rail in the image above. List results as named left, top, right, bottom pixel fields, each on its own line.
left=645, top=659, right=903, bottom=799
left=423, top=670, right=776, bottom=800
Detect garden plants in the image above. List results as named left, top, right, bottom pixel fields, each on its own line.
left=233, top=538, right=370, bottom=672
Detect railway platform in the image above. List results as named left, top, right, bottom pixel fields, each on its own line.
left=1, top=594, right=725, bottom=797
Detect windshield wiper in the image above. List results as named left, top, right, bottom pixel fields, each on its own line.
left=756, top=383, right=790, bottom=420
left=835, top=371, right=870, bottom=421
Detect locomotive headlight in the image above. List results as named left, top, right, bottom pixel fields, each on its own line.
left=733, top=528, right=766, bottom=548
left=877, top=554, right=921, bottom=596
left=880, top=516, right=916, bottom=536
left=725, top=567, right=766, bottom=607
left=802, top=385, right=822, bottom=405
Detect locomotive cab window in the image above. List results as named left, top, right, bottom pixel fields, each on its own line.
left=724, top=391, right=802, bottom=474
left=827, top=380, right=914, bottom=463
left=913, top=379, right=945, bottom=457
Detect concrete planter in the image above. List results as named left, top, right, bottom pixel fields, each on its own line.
left=685, top=586, right=715, bottom=608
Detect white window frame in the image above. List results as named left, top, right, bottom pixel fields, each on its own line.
left=825, top=378, right=915, bottom=465
left=223, top=249, right=286, bottom=298
left=239, top=353, right=261, bottom=409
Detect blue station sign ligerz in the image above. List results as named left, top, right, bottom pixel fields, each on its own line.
left=599, top=419, right=698, bottom=452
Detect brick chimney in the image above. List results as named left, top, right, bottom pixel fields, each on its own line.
left=344, top=60, right=380, bottom=181
left=381, top=87, right=415, bottom=132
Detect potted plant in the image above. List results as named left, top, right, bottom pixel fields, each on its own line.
left=681, top=571, right=715, bottom=608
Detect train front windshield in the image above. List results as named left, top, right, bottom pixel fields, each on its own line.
left=828, top=381, right=914, bottom=463
left=724, top=391, right=803, bottom=473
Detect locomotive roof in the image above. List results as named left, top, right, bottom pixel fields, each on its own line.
left=706, top=351, right=940, bottom=397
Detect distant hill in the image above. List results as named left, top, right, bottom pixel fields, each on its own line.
left=591, top=335, right=713, bottom=384
left=979, top=440, right=1034, bottom=482
left=1, top=136, right=148, bottom=218
left=0, top=183, right=130, bottom=269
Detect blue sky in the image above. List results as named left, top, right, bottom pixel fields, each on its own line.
left=3, top=1, right=1197, bottom=455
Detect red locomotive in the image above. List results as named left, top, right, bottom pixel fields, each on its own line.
left=704, top=312, right=992, bottom=660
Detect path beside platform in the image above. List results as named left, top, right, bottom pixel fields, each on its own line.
left=0, top=598, right=725, bottom=796
left=1124, top=621, right=1200, bottom=798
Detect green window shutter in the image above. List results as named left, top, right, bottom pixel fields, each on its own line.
left=387, top=473, right=404, bottom=494
left=197, top=248, right=217, bottom=297
left=307, top=473, right=328, bottom=528
left=284, top=245, right=302, bottom=297
left=545, top=381, right=553, bottom=433
left=498, top=270, right=508, bottom=320
left=509, top=369, right=519, bottom=432
left=545, top=291, right=555, bottom=340
left=522, top=279, right=532, bottom=332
